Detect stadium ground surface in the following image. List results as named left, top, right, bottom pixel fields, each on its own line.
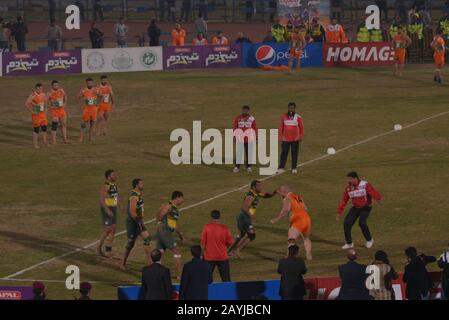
left=0, top=66, right=448, bottom=299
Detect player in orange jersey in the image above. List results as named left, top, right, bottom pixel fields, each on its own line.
left=391, top=26, right=411, bottom=77
left=270, top=185, right=312, bottom=260
left=431, top=28, right=446, bottom=85
left=77, top=78, right=99, bottom=142
left=25, top=83, right=48, bottom=149
left=96, top=75, right=115, bottom=136
left=288, top=26, right=307, bottom=74
left=47, top=80, right=68, bottom=144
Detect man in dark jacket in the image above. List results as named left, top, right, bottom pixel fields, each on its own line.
left=403, top=247, right=432, bottom=300
left=337, top=249, right=370, bottom=300
left=438, top=244, right=449, bottom=300
left=89, top=22, right=104, bottom=48
left=179, top=245, right=212, bottom=300
left=13, top=16, right=28, bottom=52
left=148, top=19, right=161, bottom=47
left=277, top=245, right=307, bottom=300
left=140, top=249, right=173, bottom=300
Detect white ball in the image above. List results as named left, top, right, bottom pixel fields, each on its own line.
left=327, top=147, right=336, bottom=155
left=394, top=124, right=402, bottom=131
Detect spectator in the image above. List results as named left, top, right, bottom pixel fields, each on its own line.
left=167, top=0, right=176, bottom=22
left=93, top=0, right=104, bottom=22
left=114, top=17, right=128, bottom=48
left=49, top=0, right=56, bottom=22
left=201, top=210, right=233, bottom=282
left=0, top=18, right=9, bottom=52
left=308, top=18, right=326, bottom=42
left=148, top=18, right=161, bottom=47
left=325, top=18, right=346, bottom=43
left=32, top=281, right=46, bottom=300
left=75, top=0, right=86, bottom=22
left=47, top=19, right=63, bottom=51
left=268, top=1, right=277, bottom=23
left=403, top=247, right=432, bottom=300
left=198, top=0, right=208, bottom=20
left=277, top=102, right=304, bottom=174
left=235, top=32, right=252, bottom=44
left=89, top=22, right=104, bottom=48
left=337, top=249, right=370, bottom=300
left=390, top=15, right=406, bottom=39
left=271, top=18, right=287, bottom=43
left=262, top=30, right=276, bottom=43
left=194, top=13, right=208, bottom=37
left=408, top=5, right=418, bottom=24
left=369, top=250, right=398, bottom=300
left=171, top=23, right=186, bottom=46
left=192, top=32, right=208, bottom=45
left=179, top=245, right=212, bottom=300
left=277, top=245, right=307, bottom=300
left=245, top=1, right=254, bottom=22
left=438, top=243, right=449, bottom=300
left=408, top=13, right=424, bottom=41
left=77, top=282, right=92, bottom=300
left=395, top=0, right=407, bottom=22
left=212, top=31, right=229, bottom=45
left=12, top=16, right=28, bottom=52
left=444, top=1, right=449, bottom=15
left=181, top=0, right=191, bottom=23
left=140, top=249, right=173, bottom=300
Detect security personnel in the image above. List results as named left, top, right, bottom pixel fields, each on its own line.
left=390, top=16, right=406, bottom=39
left=326, top=18, right=346, bottom=43
left=357, top=20, right=370, bottom=42
left=171, top=23, right=186, bottom=46
left=408, top=13, right=424, bottom=41
left=308, top=18, right=326, bottom=42
left=271, top=20, right=287, bottom=43
left=439, top=13, right=449, bottom=36
left=370, top=27, right=383, bottom=42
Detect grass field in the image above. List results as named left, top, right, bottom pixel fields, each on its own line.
left=0, top=66, right=448, bottom=300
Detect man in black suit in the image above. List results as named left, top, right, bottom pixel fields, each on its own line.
left=337, top=249, right=370, bottom=300
left=140, top=250, right=173, bottom=300
left=403, top=247, right=432, bottom=300
left=277, top=245, right=307, bottom=300
left=179, top=245, right=212, bottom=300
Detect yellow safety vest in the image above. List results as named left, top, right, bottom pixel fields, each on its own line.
left=357, top=26, right=370, bottom=42
left=370, top=29, right=383, bottom=42
left=408, top=23, right=423, bottom=40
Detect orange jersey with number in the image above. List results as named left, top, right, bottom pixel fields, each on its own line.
left=288, top=192, right=311, bottom=236
left=30, top=91, right=48, bottom=127
left=97, top=84, right=113, bottom=110
left=81, top=87, right=98, bottom=107
left=433, top=36, right=446, bottom=67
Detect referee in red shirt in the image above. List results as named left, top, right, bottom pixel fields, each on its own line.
left=278, top=102, right=304, bottom=174
left=337, top=172, right=381, bottom=250
left=201, top=210, right=233, bottom=282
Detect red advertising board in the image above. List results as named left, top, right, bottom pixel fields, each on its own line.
left=323, top=42, right=395, bottom=67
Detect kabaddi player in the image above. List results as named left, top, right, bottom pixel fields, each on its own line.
left=270, top=185, right=312, bottom=260
left=229, top=180, right=277, bottom=258
left=98, top=169, right=119, bottom=257
left=47, top=80, right=68, bottom=144
left=431, top=28, right=446, bottom=85
left=391, top=26, right=411, bottom=77
left=155, top=191, right=185, bottom=280
left=76, top=78, right=99, bottom=142
left=25, top=83, right=48, bottom=149
left=96, top=75, right=114, bottom=136
left=121, top=178, right=152, bottom=270
left=287, top=25, right=307, bottom=74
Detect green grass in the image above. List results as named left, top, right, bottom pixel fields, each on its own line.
left=0, top=66, right=448, bottom=299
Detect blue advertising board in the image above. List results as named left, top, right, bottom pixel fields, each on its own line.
left=242, top=42, right=323, bottom=68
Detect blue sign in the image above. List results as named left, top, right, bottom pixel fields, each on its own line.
left=242, top=42, right=323, bottom=68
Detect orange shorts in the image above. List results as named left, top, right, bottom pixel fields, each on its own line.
left=434, top=53, right=445, bottom=68
left=82, top=106, right=98, bottom=122
left=98, top=103, right=112, bottom=113
left=394, top=49, right=406, bottom=64
left=32, top=112, right=48, bottom=127
left=50, top=107, right=66, bottom=119
left=290, top=216, right=311, bottom=237
left=289, top=48, right=302, bottom=59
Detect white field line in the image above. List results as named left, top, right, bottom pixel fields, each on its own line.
left=2, top=110, right=449, bottom=280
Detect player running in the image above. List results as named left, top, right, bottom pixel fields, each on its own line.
left=98, top=169, right=119, bottom=258
left=155, top=191, right=185, bottom=280
left=96, top=75, right=115, bottom=136
left=287, top=25, right=307, bottom=74
left=47, top=80, right=68, bottom=144
left=391, top=26, right=411, bottom=77
left=77, top=78, right=98, bottom=142
left=121, top=178, right=152, bottom=270
left=270, top=185, right=312, bottom=260
left=25, top=83, right=48, bottom=149
left=229, top=180, right=277, bottom=258
left=431, top=28, right=446, bottom=85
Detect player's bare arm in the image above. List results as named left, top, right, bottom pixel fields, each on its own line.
left=76, top=89, right=83, bottom=108
left=260, top=190, right=277, bottom=199
left=100, top=185, right=113, bottom=217
left=156, top=203, right=170, bottom=230
left=271, top=198, right=291, bottom=224
left=25, top=95, right=35, bottom=114
left=129, top=196, right=139, bottom=221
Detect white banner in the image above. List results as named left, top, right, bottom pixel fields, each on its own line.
left=82, top=47, right=163, bottom=73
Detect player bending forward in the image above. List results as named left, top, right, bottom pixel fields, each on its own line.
left=270, top=185, right=312, bottom=261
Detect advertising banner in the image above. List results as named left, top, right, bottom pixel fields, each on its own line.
left=0, top=286, right=34, bottom=300
left=43, top=50, right=82, bottom=74
left=164, top=46, right=203, bottom=70
left=82, top=47, right=163, bottom=73
left=2, top=51, right=44, bottom=76
left=242, top=42, right=323, bottom=68
left=203, top=45, right=242, bottom=68
left=323, top=42, right=395, bottom=67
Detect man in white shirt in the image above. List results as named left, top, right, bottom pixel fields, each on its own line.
left=115, top=17, right=128, bottom=48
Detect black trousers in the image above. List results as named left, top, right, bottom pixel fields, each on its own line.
left=279, top=141, right=299, bottom=170
left=344, top=206, right=372, bottom=244
left=207, top=260, right=231, bottom=282
left=235, top=143, right=252, bottom=168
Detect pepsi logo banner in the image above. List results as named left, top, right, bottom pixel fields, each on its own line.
left=0, top=286, right=33, bottom=300
left=242, top=42, right=323, bottom=68
left=324, top=42, right=395, bottom=67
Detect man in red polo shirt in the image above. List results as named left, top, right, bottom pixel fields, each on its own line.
left=337, top=171, right=381, bottom=250
left=201, top=210, right=233, bottom=282
left=233, top=105, right=257, bottom=173
left=278, top=102, right=304, bottom=174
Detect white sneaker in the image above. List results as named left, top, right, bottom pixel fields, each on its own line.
left=233, top=167, right=240, bottom=173
left=292, top=169, right=298, bottom=174
left=277, top=168, right=286, bottom=174
left=366, top=239, right=374, bottom=249
left=342, top=243, right=354, bottom=250
left=246, top=167, right=252, bottom=173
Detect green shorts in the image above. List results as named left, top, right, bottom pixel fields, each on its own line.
left=237, top=211, right=254, bottom=235
left=126, top=217, right=147, bottom=240
left=101, top=206, right=117, bottom=226
left=155, top=228, right=177, bottom=251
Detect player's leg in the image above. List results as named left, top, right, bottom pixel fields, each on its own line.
left=236, top=224, right=255, bottom=254
left=358, top=206, right=373, bottom=247
left=140, top=229, right=152, bottom=266
left=40, top=125, right=48, bottom=146
left=170, top=246, right=183, bottom=280
left=51, top=117, right=59, bottom=145
left=121, top=219, right=137, bottom=270
left=104, top=207, right=117, bottom=257
left=278, top=141, right=291, bottom=170
left=343, top=207, right=359, bottom=248
left=98, top=226, right=112, bottom=256
left=96, top=110, right=104, bottom=136
left=79, top=121, right=88, bottom=142
left=60, top=112, right=68, bottom=143
left=288, top=54, right=294, bottom=74
left=217, top=260, right=231, bottom=282
left=294, top=53, right=301, bottom=73
left=291, top=141, right=299, bottom=171
left=102, top=110, right=110, bottom=135
left=32, top=126, right=40, bottom=149
left=89, top=120, right=95, bottom=142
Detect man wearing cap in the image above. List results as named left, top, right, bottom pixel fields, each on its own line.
left=78, top=282, right=92, bottom=300
left=32, top=281, right=46, bottom=300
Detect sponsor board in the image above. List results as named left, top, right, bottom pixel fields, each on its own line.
left=43, top=50, right=81, bottom=74
left=164, top=46, right=203, bottom=69
left=0, top=286, right=33, bottom=300
left=324, top=42, right=395, bottom=67
left=203, top=45, right=242, bottom=68
left=82, top=47, right=163, bottom=73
